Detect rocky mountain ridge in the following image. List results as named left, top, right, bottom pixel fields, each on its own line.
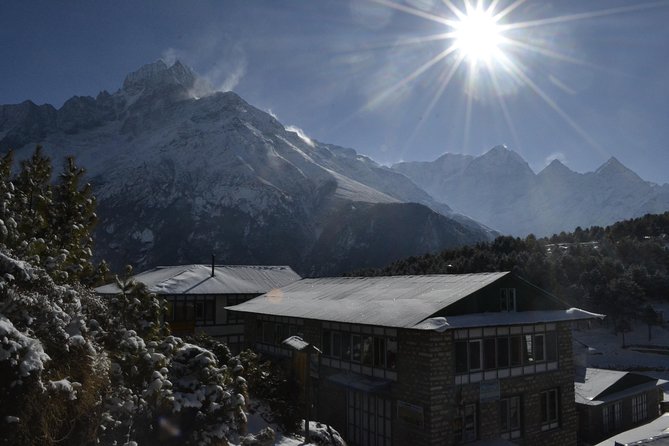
left=0, top=60, right=494, bottom=275
left=393, top=145, right=669, bottom=236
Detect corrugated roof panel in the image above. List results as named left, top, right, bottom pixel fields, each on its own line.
left=95, top=264, right=301, bottom=295
left=227, top=272, right=510, bottom=328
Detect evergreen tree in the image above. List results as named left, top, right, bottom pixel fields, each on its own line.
left=0, top=150, right=19, bottom=246
left=50, top=156, right=97, bottom=283
left=12, top=146, right=54, bottom=265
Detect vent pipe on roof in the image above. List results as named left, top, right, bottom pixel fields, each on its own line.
left=211, top=254, right=215, bottom=277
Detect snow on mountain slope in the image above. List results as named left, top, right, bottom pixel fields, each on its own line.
left=394, top=146, right=669, bottom=237
left=0, top=60, right=493, bottom=274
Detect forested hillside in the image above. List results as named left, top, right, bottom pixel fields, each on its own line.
left=354, top=213, right=669, bottom=322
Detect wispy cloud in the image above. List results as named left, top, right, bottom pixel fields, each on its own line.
left=160, top=37, right=247, bottom=97
left=285, top=125, right=315, bottom=147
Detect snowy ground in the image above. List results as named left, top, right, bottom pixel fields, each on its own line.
left=594, top=413, right=669, bottom=446
left=575, top=309, right=669, bottom=444
left=574, top=313, right=669, bottom=372
left=244, top=400, right=345, bottom=446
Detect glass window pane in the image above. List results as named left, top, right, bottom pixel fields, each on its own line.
left=484, top=338, right=496, bottom=369
left=510, top=397, right=520, bottom=429
left=546, top=331, right=558, bottom=361
left=386, top=337, right=397, bottom=369
left=523, top=334, right=534, bottom=362
left=374, top=337, right=386, bottom=367
left=469, top=340, right=481, bottom=370
left=342, top=333, right=351, bottom=361
left=535, top=334, right=545, bottom=361
left=352, top=335, right=361, bottom=362
left=497, top=337, right=509, bottom=368
left=362, top=336, right=374, bottom=366
left=510, top=336, right=522, bottom=366
left=332, top=332, right=341, bottom=358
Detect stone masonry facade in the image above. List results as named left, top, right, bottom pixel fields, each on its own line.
left=244, top=314, right=579, bottom=446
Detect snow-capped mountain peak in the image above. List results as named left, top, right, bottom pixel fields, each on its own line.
left=122, top=60, right=196, bottom=94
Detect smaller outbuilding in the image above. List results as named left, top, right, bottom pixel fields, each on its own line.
left=96, top=263, right=301, bottom=352
left=575, top=367, right=665, bottom=444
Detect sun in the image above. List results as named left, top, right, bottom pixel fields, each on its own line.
left=451, top=4, right=504, bottom=65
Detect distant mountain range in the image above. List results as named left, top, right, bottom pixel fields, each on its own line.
left=0, top=60, right=494, bottom=275
left=393, top=145, right=669, bottom=236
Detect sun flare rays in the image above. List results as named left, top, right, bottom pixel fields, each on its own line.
left=358, top=0, right=669, bottom=158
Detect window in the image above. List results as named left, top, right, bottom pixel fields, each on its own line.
left=342, top=333, right=351, bottom=361
left=632, top=394, right=647, bottom=423
left=500, top=288, right=517, bottom=312
left=500, top=396, right=522, bottom=439
left=257, top=316, right=302, bottom=347
left=352, top=335, right=362, bottom=363
left=332, top=332, right=342, bottom=358
left=484, top=338, right=496, bottom=370
left=454, top=327, right=558, bottom=375
left=454, top=404, right=477, bottom=443
left=323, top=329, right=396, bottom=371
left=386, top=337, right=397, bottom=369
left=523, top=334, right=534, bottom=362
left=362, top=336, right=374, bottom=366
left=226, top=296, right=248, bottom=324
left=534, top=334, right=545, bottom=362
left=510, top=336, right=522, bottom=366
left=348, top=390, right=391, bottom=446
left=603, top=402, right=622, bottom=433
left=373, top=337, right=386, bottom=367
left=497, top=337, right=509, bottom=368
left=469, top=340, right=482, bottom=371
left=540, top=389, right=559, bottom=431
left=322, top=331, right=332, bottom=356
left=546, top=331, right=558, bottom=361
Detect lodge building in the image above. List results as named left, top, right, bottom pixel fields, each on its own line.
left=228, top=271, right=603, bottom=446
left=95, top=263, right=301, bottom=352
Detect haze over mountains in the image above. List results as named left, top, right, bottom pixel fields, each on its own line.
left=393, top=146, right=669, bottom=237
left=0, top=60, right=493, bottom=275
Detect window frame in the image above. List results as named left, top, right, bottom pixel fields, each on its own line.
left=500, top=396, right=522, bottom=440
left=454, top=403, right=478, bottom=444
left=540, top=388, right=560, bottom=431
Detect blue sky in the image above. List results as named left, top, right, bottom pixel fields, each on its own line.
left=2, top=0, right=669, bottom=183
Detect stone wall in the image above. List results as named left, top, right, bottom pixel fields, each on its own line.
left=241, top=314, right=579, bottom=446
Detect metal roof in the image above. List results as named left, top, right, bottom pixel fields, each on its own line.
left=95, top=264, right=301, bottom=295
left=574, top=367, right=661, bottom=406
left=413, top=308, right=604, bottom=331
left=226, top=272, right=510, bottom=328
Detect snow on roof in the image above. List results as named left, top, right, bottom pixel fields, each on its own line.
left=595, top=413, right=669, bottom=446
left=227, top=272, right=510, bottom=328
left=95, top=264, right=301, bottom=295
left=414, top=308, right=604, bottom=331
left=575, top=367, right=660, bottom=406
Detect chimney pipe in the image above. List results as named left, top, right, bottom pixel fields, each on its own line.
left=211, top=254, right=215, bottom=277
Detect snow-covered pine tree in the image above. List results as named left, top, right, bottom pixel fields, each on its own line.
left=50, top=156, right=97, bottom=283
left=12, top=146, right=56, bottom=270
left=0, top=150, right=19, bottom=247
left=0, top=251, right=106, bottom=445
